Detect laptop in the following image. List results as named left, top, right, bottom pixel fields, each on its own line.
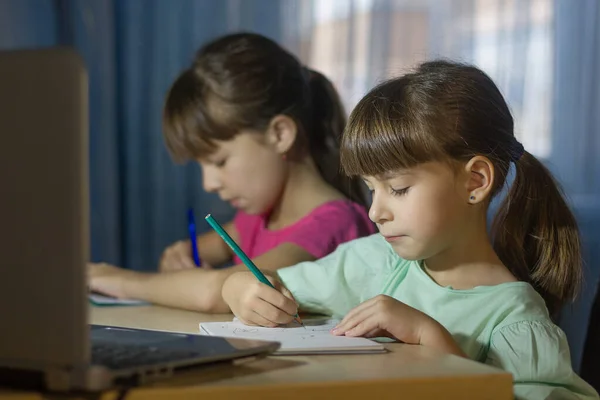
left=0, top=48, right=279, bottom=392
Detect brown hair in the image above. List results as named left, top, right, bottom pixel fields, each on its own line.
left=340, top=60, right=581, bottom=316
left=162, top=32, right=367, bottom=206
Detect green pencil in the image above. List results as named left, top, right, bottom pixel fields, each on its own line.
left=205, top=214, right=305, bottom=327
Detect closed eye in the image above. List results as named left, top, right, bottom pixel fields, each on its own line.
left=391, top=187, right=409, bottom=196
left=214, top=158, right=227, bottom=168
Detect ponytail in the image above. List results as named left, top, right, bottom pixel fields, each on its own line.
left=491, top=151, right=582, bottom=316
left=305, top=68, right=369, bottom=207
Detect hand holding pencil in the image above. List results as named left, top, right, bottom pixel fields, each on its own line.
left=206, top=214, right=305, bottom=328
left=222, top=271, right=302, bottom=328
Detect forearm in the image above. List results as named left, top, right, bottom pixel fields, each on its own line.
left=196, top=224, right=237, bottom=267
left=420, top=320, right=467, bottom=358
left=197, top=239, right=232, bottom=267
left=123, top=266, right=246, bottom=313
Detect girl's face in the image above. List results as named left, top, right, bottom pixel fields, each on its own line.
left=198, top=132, right=287, bottom=215
left=363, top=162, right=473, bottom=260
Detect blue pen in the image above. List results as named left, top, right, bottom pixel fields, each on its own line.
left=188, top=208, right=201, bottom=267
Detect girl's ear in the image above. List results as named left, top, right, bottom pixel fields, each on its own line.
left=464, top=156, right=495, bottom=204
left=264, top=115, right=298, bottom=155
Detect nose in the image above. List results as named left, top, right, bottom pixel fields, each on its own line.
left=201, top=166, right=222, bottom=193
left=368, top=191, right=393, bottom=225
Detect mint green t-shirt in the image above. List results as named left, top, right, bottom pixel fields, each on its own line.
left=277, top=234, right=598, bottom=400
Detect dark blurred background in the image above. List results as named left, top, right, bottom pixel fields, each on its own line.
left=0, top=0, right=598, bottom=374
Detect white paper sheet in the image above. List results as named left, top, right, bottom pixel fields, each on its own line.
left=199, top=318, right=386, bottom=355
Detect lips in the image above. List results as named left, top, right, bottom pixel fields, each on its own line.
left=382, top=234, right=405, bottom=242
left=222, top=197, right=241, bottom=208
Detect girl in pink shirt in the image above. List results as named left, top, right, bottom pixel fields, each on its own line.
left=88, top=33, right=375, bottom=312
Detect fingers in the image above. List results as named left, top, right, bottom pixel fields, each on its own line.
left=256, top=282, right=298, bottom=317
left=223, top=271, right=298, bottom=327
left=225, top=274, right=297, bottom=327
left=233, top=287, right=294, bottom=327
left=87, top=263, right=123, bottom=298
left=342, top=314, right=379, bottom=337
left=361, top=328, right=383, bottom=338
left=236, top=309, right=280, bottom=328
left=332, top=313, right=379, bottom=337
left=160, top=241, right=197, bottom=271
left=332, top=301, right=378, bottom=336
left=266, top=274, right=297, bottom=304
left=175, top=250, right=197, bottom=269
left=278, top=284, right=297, bottom=304
left=159, top=248, right=178, bottom=272
left=249, top=296, right=294, bottom=326
left=336, top=298, right=376, bottom=326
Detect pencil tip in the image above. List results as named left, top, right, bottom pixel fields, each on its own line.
left=295, top=316, right=306, bottom=328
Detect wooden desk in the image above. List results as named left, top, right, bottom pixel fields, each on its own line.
left=1, top=306, right=513, bottom=399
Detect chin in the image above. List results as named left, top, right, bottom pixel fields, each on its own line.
left=393, top=250, right=422, bottom=261
left=389, top=243, right=425, bottom=261
left=241, top=203, right=270, bottom=216
left=239, top=206, right=260, bottom=215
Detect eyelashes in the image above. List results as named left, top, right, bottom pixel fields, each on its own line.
left=366, top=187, right=410, bottom=196
left=391, top=187, right=409, bottom=196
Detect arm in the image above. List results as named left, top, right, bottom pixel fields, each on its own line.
left=419, top=319, right=467, bottom=358
left=330, top=293, right=467, bottom=358
left=486, top=322, right=599, bottom=399
left=159, top=222, right=237, bottom=271
left=90, top=242, right=315, bottom=313
left=222, top=235, right=393, bottom=326
left=278, top=234, right=394, bottom=316
left=196, top=222, right=237, bottom=266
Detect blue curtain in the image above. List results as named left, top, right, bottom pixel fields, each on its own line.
left=0, top=0, right=58, bottom=48
left=0, top=0, right=285, bottom=271
left=551, top=0, right=600, bottom=371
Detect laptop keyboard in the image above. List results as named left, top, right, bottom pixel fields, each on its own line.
left=92, top=342, right=201, bottom=370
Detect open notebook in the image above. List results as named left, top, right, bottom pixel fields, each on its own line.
left=199, top=318, right=386, bottom=355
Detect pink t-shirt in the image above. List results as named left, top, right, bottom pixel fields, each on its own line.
left=232, top=199, right=376, bottom=263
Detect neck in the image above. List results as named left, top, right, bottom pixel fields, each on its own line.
left=423, top=212, right=515, bottom=289
left=267, top=157, right=343, bottom=230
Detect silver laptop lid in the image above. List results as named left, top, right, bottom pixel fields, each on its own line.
left=0, top=48, right=89, bottom=370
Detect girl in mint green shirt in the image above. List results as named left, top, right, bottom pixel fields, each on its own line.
left=222, top=60, right=598, bottom=399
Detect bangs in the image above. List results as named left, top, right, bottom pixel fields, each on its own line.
left=162, top=69, right=237, bottom=162
left=340, top=79, right=446, bottom=177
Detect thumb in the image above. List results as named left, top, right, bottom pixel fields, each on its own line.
left=267, top=275, right=298, bottom=306
left=280, top=285, right=297, bottom=305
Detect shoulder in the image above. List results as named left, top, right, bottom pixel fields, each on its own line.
left=485, top=286, right=568, bottom=377
left=278, top=200, right=375, bottom=258
left=295, top=199, right=375, bottom=237
left=475, top=282, right=552, bottom=332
